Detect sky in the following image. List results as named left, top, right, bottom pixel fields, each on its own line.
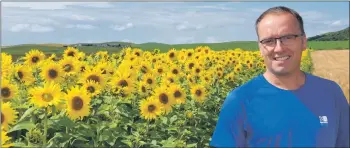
left=1, top=2, right=349, bottom=46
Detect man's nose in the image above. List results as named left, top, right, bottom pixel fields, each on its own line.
left=274, top=39, right=284, bottom=52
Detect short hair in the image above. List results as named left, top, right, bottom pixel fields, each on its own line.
left=255, top=6, right=305, bottom=38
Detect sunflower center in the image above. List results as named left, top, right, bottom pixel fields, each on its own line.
left=148, top=104, right=156, bottom=112
left=87, top=86, right=95, bottom=93
left=195, top=90, right=202, bottom=97
left=1, top=113, right=4, bottom=124
left=32, top=56, right=39, bottom=63
left=49, top=69, right=58, bottom=78
left=102, top=70, right=107, bottom=74
left=195, top=68, right=200, bottom=73
left=159, top=93, right=169, bottom=104
left=1, top=87, right=10, bottom=98
left=169, top=52, right=175, bottom=58
left=189, top=63, right=194, bottom=69
left=72, top=96, right=84, bottom=110
left=17, top=71, right=24, bottom=79
left=141, top=86, right=146, bottom=93
left=42, top=93, right=53, bottom=102
left=68, top=52, right=75, bottom=57
left=152, top=59, right=157, bottom=63
left=87, top=75, right=100, bottom=83
left=174, top=91, right=182, bottom=98
left=172, top=69, right=178, bottom=75
left=188, top=53, right=192, bottom=57
left=158, top=68, right=163, bottom=73
left=64, top=64, right=73, bottom=72
left=118, top=80, right=128, bottom=87
left=81, top=66, right=86, bottom=72
left=135, top=52, right=140, bottom=56
left=147, top=78, right=153, bottom=85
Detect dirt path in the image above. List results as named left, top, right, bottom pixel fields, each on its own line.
left=311, top=50, right=349, bottom=103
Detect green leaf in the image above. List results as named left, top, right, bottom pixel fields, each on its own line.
left=18, top=107, right=35, bottom=123
left=8, top=121, right=35, bottom=133
left=151, top=140, right=157, bottom=146
left=54, top=116, right=76, bottom=128
left=121, top=140, right=133, bottom=147
left=170, top=115, right=177, bottom=124
left=187, top=143, right=197, bottom=147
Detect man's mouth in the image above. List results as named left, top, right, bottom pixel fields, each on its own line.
left=273, top=55, right=291, bottom=61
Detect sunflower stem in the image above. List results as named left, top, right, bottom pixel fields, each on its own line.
left=43, top=107, right=48, bottom=147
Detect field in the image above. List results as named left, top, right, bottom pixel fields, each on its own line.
left=2, top=40, right=348, bottom=61
left=0, top=45, right=313, bottom=147
left=311, top=50, right=349, bottom=102
left=1, top=39, right=349, bottom=147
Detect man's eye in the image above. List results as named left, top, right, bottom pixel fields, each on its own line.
left=263, top=39, right=274, bottom=44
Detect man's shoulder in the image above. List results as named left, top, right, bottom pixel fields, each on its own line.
left=306, top=72, right=340, bottom=89
left=225, top=74, right=265, bottom=101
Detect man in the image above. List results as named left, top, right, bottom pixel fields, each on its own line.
left=210, top=6, right=349, bottom=147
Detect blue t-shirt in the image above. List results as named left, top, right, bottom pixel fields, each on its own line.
left=210, top=72, right=349, bottom=147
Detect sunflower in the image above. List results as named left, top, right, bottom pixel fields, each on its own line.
left=1, top=102, right=18, bottom=130
left=1, top=128, right=14, bottom=147
left=190, top=84, right=207, bottom=103
left=13, top=64, right=35, bottom=85
left=153, top=63, right=167, bottom=77
left=142, top=73, right=157, bottom=89
left=80, top=68, right=105, bottom=87
left=153, top=86, right=175, bottom=114
left=64, top=47, right=79, bottom=58
left=65, top=86, right=91, bottom=120
left=185, top=49, right=195, bottom=59
left=191, top=65, right=203, bottom=77
left=138, top=81, right=151, bottom=97
left=234, top=63, right=243, bottom=74
left=139, top=96, right=163, bottom=120
left=1, top=79, right=18, bottom=101
left=109, top=71, right=136, bottom=94
left=168, top=84, right=186, bottom=104
left=24, top=49, right=45, bottom=66
left=167, top=48, right=177, bottom=61
left=83, top=80, right=101, bottom=97
left=169, top=65, right=183, bottom=77
left=1, top=53, right=13, bottom=78
left=28, top=81, right=63, bottom=108
left=132, top=48, right=143, bottom=57
left=40, top=61, right=64, bottom=83
left=59, top=57, right=81, bottom=75
left=185, top=59, right=196, bottom=72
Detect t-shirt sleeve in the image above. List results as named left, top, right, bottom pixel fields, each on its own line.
left=333, top=82, right=349, bottom=147
left=210, top=90, right=247, bottom=147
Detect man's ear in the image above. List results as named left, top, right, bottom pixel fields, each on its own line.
left=302, top=34, right=307, bottom=51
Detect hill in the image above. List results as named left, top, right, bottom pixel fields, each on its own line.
left=308, top=27, right=349, bottom=41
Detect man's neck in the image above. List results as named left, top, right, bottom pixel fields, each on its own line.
left=263, top=70, right=306, bottom=91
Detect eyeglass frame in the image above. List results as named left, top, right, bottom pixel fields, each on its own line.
left=258, top=33, right=305, bottom=47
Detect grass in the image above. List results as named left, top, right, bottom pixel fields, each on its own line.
left=2, top=40, right=348, bottom=61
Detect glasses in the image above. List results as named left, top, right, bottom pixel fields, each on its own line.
left=259, top=34, right=304, bottom=48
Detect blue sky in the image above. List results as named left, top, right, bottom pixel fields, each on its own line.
left=1, top=2, right=349, bottom=46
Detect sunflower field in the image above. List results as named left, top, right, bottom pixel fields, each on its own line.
left=1, top=46, right=312, bottom=147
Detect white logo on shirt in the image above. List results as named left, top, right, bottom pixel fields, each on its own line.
left=319, top=116, right=328, bottom=126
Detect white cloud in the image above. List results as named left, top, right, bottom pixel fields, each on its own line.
left=300, top=11, right=326, bottom=21
left=175, top=21, right=205, bottom=31
left=65, top=24, right=96, bottom=30
left=10, top=24, right=54, bottom=32
left=330, top=20, right=348, bottom=26
left=71, top=14, right=95, bottom=21
left=110, top=23, right=134, bottom=31
left=206, top=37, right=219, bottom=43
left=2, top=2, right=113, bottom=10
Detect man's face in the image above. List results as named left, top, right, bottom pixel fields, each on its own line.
left=257, top=12, right=307, bottom=76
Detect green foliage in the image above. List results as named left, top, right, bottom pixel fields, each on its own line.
left=308, top=27, right=349, bottom=41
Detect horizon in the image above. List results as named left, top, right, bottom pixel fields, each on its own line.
left=1, top=2, right=349, bottom=46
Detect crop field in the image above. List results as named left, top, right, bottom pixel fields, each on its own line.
left=1, top=46, right=313, bottom=147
